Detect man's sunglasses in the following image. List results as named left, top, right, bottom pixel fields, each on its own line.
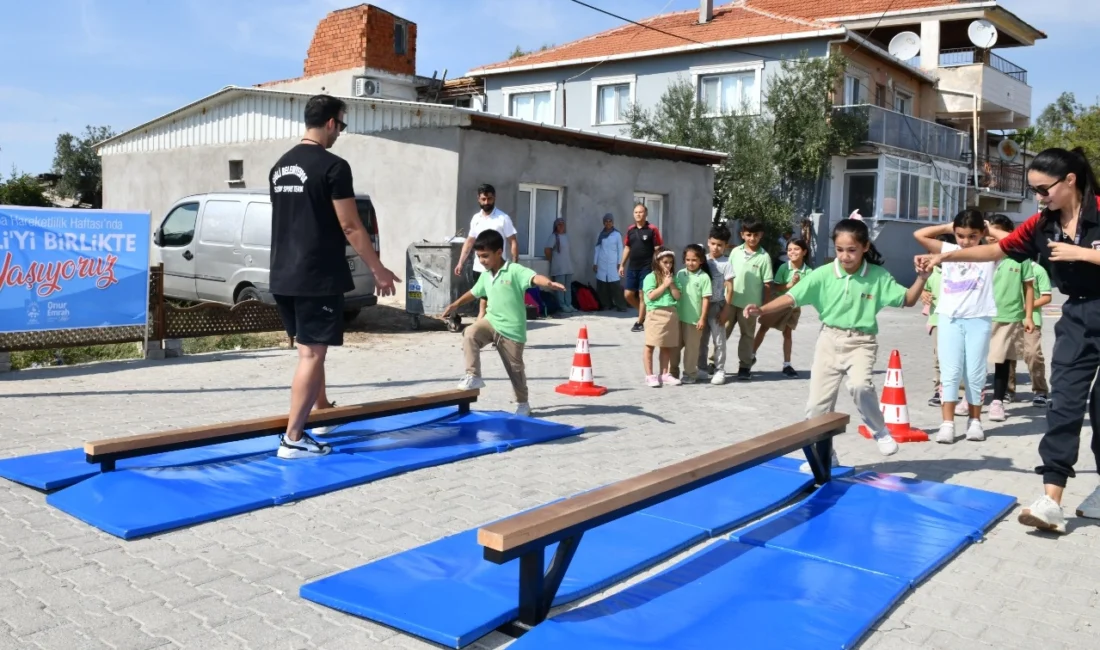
left=334, top=118, right=347, bottom=132
left=1028, top=178, right=1063, bottom=197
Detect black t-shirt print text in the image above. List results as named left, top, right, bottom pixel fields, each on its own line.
left=268, top=143, right=356, bottom=297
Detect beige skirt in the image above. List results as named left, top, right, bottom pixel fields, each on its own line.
left=761, top=305, right=802, bottom=332
left=645, top=306, right=681, bottom=348
left=988, top=321, right=1022, bottom=363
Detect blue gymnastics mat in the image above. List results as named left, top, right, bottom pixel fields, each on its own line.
left=300, top=457, right=847, bottom=648
left=45, top=410, right=583, bottom=539
left=0, top=406, right=461, bottom=491
left=509, top=540, right=910, bottom=650
left=731, top=475, right=1015, bottom=585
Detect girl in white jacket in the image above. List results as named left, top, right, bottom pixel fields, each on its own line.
left=593, top=213, right=628, bottom=311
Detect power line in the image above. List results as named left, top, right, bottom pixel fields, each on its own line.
left=567, top=0, right=707, bottom=46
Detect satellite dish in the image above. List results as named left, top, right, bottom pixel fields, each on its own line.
left=998, top=139, right=1021, bottom=162
left=888, top=31, right=922, bottom=60
left=968, top=19, right=999, bottom=49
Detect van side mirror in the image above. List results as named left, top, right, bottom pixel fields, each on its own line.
left=153, top=229, right=164, bottom=247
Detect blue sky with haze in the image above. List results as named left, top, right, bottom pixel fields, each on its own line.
left=0, top=0, right=1091, bottom=175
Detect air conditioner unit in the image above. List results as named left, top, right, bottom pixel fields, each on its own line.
left=354, top=77, right=381, bottom=97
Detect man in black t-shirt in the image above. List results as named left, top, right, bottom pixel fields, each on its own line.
left=269, top=94, right=400, bottom=460
left=618, top=203, right=663, bottom=333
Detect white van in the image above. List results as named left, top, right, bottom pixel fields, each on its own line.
left=152, top=189, right=381, bottom=321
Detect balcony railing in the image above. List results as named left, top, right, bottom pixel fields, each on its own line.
left=939, top=47, right=1028, bottom=84
left=968, top=153, right=1026, bottom=197
left=834, top=104, right=969, bottom=162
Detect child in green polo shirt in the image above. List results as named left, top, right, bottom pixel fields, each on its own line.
left=746, top=217, right=930, bottom=466
left=729, top=219, right=774, bottom=381
left=753, top=238, right=810, bottom=378
left=443, top=230, right=564, bottom=416
left=642, top=247, right=683, bottom=387
left=671, top=244, right=713, bottom=384
left=986, top=215, right=1033, bottom=422
left=1015, top=262, right=1052, bottom=406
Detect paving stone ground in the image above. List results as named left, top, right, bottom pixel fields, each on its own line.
left=1, top=299, right=1098, bottom=650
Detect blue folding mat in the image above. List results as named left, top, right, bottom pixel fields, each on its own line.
left=43, top=408, right=585, bottom=539
left=510, top=473, right=1016, bottom=650
left=300, top=456, right=853, bottom=649
left=0, top=406, right=461, bottom=491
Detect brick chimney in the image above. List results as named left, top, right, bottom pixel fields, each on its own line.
left=303, top=4, right=417, bottom=78
left=699, top=0, right=713, bottom=23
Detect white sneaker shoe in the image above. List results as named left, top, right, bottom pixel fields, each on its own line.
left=799, top=448, right=841, bottom=474
left=1018, top=495, right=1066, bottom=534
left=965, top=418, right=985, bottom=442
left=873, top=430, right=899, bottom=456
left=935, top=422, right=956, bottom=445
left=1075, top=486, right=1100, bottom=519
left=457, top=374, right=486, bottom=390
left=710, top=371, right=726, bottom=385
left=309, top=425, right=337, bottom=435
left=515, top=402, right=531, bottom=417
left=277, top=433, right=332, bottom=460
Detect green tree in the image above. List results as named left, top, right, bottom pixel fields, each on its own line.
left=508, top=43, right=555, bottom=59
left=51, top=125, right=115, bottom=209
left=0, top=169, right=52, bottom=207
left=1031, top=92, right=1100, bottom=168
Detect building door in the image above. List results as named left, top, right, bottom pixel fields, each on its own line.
left=844, top=174, right=877, bottom=220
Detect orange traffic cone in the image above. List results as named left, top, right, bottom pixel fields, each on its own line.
left=555, top=326, right=608, bottom=397
left=859, top=349, right=928, bottom=443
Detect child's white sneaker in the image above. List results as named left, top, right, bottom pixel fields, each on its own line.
left=645, top=375, right=660, bottom=388
left=515, top=402, right=531, bottom=417
left=1018, top=495, right=1066, bottom=534
left=277, top=433, right=332, bottom=460
left=873, top=430, right=899, bottom=456
left=1075, top=485, right=1100, bottom=519
left=660, top=373, right=681, bottom=386
left=965, top=418, right=985, bottom=441
left=457, top=374, right=486, bottom=390
left=935, top=422, right=956, bottom=444
left=710, top=371, right=726, bottom=385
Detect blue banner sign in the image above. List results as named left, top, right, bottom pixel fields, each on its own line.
left=0, top=206, right=151, bottom=333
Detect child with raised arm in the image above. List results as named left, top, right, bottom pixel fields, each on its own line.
left=747, top=217, right=929, bottom=467
left=642, top=247, right=682, bottom=387
left=445, top=230, right=564, bottom=416
left=701, top=224, right=735, bottom=385
left=753, top=238, right=810, bottom=378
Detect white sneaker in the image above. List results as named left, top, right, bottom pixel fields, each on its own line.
left=873, top=430, right=899, bottom=456
left=799, top=449, right=840, bottom=474
left=309, top=425, right=337, bottom=435
left=965, top=418, right=985, bottom=441
left=1018, top=495, right=1066, bottom=533
left=515, top=402, right=531, bottom=417
left=710, top=371, right=726, bottom=385
left=935, top=422, right=956, bottom=445
left=457, top=374, right=486, bottom=390
left=277, top=433, right=332, bottom=460
left=1075, top=486, right=1100, bottom=519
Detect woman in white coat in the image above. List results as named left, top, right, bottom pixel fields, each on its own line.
left=593, top=213, right=628, bottom=311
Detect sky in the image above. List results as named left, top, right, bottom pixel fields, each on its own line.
left=0, top=0, right=1094, bottom=175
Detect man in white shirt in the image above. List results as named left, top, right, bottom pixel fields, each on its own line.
left=455, top=184, right=520, bottom=318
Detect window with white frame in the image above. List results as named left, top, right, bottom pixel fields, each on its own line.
left=504, top=83, right=556, bottom=124
left=591, top=75, right=635, bottom=125
left=894, top=89, right=914, bottom=116
left=633, top=192, right=664, bottom=232
left=515, top=184, right=563, bottom=258
left=881, top=156, right=966, bottom=222
left=693, top=63, right=762, bottom=116
left=843, top=74, right=864, bottom=105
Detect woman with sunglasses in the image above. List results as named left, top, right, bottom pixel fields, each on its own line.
left=917, top=147, right=1100, bottom=534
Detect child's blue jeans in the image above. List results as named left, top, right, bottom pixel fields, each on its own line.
left=938, top=316, right=992, bottom=408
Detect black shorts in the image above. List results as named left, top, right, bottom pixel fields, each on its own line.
left=274, top=294, right=345, bottom=346
left=624, top=267, right=652, bottom=292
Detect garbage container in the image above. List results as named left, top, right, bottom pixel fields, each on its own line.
left=405, top=239, right=479, bottom=332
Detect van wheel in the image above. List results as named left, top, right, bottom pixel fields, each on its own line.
left=237, top=286, right=262, bottom=304
left=343, top=309, right=362, bottom=323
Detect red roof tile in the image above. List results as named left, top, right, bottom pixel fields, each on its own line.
left=470, top=2, right=839, bottom=73
left=748, top=0, right=965, bottom=20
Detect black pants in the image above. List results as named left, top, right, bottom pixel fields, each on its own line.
left=1040, top=297, right=1100, bottom=487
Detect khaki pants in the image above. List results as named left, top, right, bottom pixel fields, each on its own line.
left=463, top=318, right=528, bottom=403
left=723, top=306, right=757, bottom=369
left=1008, top=326, right=1048, bottom=395
left=806, top=326, right=887, bottom=435
left=672, top=322, right=705, bottom=378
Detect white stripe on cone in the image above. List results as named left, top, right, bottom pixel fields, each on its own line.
left=575, top=339, right=590, bottom=354
left=882, top=405, right=909, bottom=425
left=569, top=366, right=594, bottom=383
left=885, top=369, right=903, bottom=388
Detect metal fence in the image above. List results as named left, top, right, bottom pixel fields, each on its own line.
left=834, top=104, right=969, bottom=162
left=939, top=47, right=1028, bottom=84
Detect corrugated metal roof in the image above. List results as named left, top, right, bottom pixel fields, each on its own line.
left=95, top=86, right=726, bottom=165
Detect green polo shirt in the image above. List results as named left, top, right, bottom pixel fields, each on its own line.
left=470, top=261, right=537, bottom=344
left=675, top=268, right=713, bottom=325
left=772, top=262, right=808, bottom=296
left=787, top=260, right=907, bottom=335
left=1024, top=262, right=1052, bottom=327
left=642, top=272, right=681, bottom=311
left=730, top=244, right=774, bottom=308
left=925, top=267, right=942, bottom=328
left=992, top=259, right=1029, bottom=324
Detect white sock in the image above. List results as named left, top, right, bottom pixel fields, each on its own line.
left=783, top=362, right=792, bottom=368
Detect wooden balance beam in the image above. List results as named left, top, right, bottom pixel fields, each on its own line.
left=84, top=388, right=479, bottom=472
left=477, top=412, right=850, bottom=633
